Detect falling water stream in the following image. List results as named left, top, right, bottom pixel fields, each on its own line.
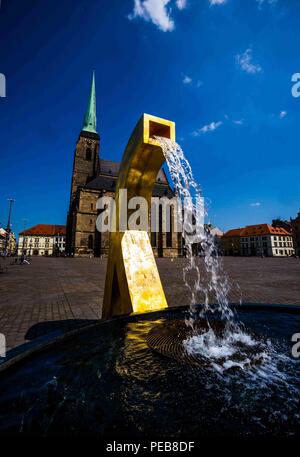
left=155, top=137, right=284, bottom=372
left=156, top=136, right=232, bottom=320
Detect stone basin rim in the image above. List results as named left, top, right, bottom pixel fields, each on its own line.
left=1, top=302, right=300, bottom=376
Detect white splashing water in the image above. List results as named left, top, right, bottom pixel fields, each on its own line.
left=155, top=137, right=276, bottom=372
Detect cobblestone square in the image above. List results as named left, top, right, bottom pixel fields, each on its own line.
left=0, top=257, right=299, bottom=350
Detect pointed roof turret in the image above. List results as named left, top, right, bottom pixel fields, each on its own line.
left=82, top=71, right=97, bottom=134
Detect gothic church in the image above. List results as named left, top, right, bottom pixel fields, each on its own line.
left=66, top=73, right=181, bottom=257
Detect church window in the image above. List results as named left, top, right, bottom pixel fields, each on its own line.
left=88, top=235, right=93, bottom=250
left=86, top=148, right=92, bottom=161
left=166, top=207, right=173, bottom=248
left=151, top=232, right=157, bottom=247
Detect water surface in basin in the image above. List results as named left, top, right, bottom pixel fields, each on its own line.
left=0, top=307, right=299, bottom=438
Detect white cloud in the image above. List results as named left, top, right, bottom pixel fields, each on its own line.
left=128, top=0, right=187, bottom=32
left=250, top=202, right=261, bottom=207
left=209, top=0, right=227, bottom=5
left=182, top=75, right=203, bottom=88
left=235, top=48, right=262, bottom=74
left=183, top=75, right=192, bottom=84
left=256, top=0, right=278, bottom=8
left=279, top=110, right=287, bottom=119
left=176, top=0, right=187, bottom=9
left=192, top=121, right=223, bottom=136
left=224, top=115, right=244, bottom=125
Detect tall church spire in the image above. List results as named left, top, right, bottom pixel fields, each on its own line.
left=82, top=70, right=97, bottom=134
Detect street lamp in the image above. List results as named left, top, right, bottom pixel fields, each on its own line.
left=4, top=198, right=15, bottom=256
left=21, top=218, right=28, bottom=257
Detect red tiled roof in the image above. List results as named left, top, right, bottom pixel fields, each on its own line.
left=19, top=224, right=66, bottom=236
left=223, top=228, right=244, bottom=237
left=223, top=224, right=291, bottom=238
left=241, top=224, right=291, bottom=237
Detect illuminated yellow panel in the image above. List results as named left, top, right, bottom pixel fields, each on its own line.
left=121, top=230, right=168, bottom=313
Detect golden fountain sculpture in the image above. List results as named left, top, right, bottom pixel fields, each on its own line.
left=102, top=114, right=176, bottom=319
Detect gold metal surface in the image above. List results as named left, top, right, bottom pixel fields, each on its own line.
left=102, top=114, right=176, bottom=318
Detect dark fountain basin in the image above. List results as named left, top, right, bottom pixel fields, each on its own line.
left=0, top=304, right=299, bottom=438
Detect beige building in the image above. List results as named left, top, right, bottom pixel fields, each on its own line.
left=18, top=224, right=66, bottom=256
left=240, top=224, right=294, bottom=257
left=222, top=224, right=294, bottom=257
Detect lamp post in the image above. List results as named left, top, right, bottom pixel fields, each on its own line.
left=21, top=218, right=28, bottom=257
left=5, top=198, right=15, bottom=256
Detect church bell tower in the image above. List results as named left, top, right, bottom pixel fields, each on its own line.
left=66, top=71, right=100, bottom=254
left=70, top=71, right=100, bottom=206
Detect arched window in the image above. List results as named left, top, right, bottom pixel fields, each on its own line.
left=151, top=232, right=157, bottom=247
left=88, top=234, right=93, bottom=250
left=166, top=207, right=173, bottom=248
left=86, top=148, right=92, bottom=161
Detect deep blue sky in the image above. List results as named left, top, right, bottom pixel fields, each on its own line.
left=0, top=0, right=300, bottom=235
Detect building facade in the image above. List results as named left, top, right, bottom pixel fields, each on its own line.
left=18, top=224, right=66, bottom=256
left=222, top=224, right=294, bottom=257
left=290, top=212, right=300, bottom=256
left=0, top=228, right=6, bottom=255
left=221, top=228, right=243, bottom=256
left=66, top=73, right=181, bottom=257
left=0, top=228, right=16, bottom=256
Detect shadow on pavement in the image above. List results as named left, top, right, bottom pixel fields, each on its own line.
left=25, top=319, right=98, bottom=341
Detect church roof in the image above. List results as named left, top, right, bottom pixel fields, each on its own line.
left=86, top=175, right=117, bottom=191
left=99, top=159, right=169, bottom=184
left=82, top=71, right=97, bottom=134
left=99, top=159, right=120, bottom=176
left=85, top=174, right=174, bottom=198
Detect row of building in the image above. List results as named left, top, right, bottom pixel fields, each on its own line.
left=16, top=213, right=300, bottom=259
left=221, top=214, right=300, bottom=257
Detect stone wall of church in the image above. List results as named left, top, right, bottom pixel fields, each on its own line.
left=70, top=132, right=99, bottom=207
left=73, top=189, right=99, bottom=256
left=72, top=184, right=182, bottom=257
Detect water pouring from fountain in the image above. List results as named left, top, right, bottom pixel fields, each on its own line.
left=146, top=136, right=271, bottom=372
